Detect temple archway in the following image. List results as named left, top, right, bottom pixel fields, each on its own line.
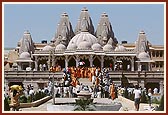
left=93, top=56, right=101, bottom=67
left=80, top=58, right=90, bottom=67
left=68, top=57, right=76, bottom=67
left=116, top=56, right=132, bottom=71
left=104, top=56, right=114, bottom=70
left=55, top=57, right=65, bottom=69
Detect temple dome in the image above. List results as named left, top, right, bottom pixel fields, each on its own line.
left=67, top=32, right=98, bottom=50
left=137, top=52, right=150, bottom=60
left=55, top=44, right=66, bottom=50
left=77, top=41, right=91, bottom=50
left=19, top=52, right=30, bottom=58
left=103, top=44, right=113, bottom=52
left=42, top=45, right=53, bottom=51
left=92, top=43, right=102, bottom=51
left=67, top=42, right=77, bottom=50
left=115, top=44, right=126, bottom=52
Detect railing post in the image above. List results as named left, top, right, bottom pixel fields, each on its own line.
left=52, top=73, right=55, bottom=105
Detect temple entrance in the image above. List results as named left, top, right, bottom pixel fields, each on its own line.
left=38, top=60, right=48, bottom=71
left=21, top=62, right=30, bottom=70
left=145, top=82, right=160, bottom=93
left=93, top=57, right=101, bottom=67
left=68, top=57, right=76, bottom=67
left=104, top=58, right=114, bottom=70
left=141, top=63, right=148, bottom=71
left=122, top=60, right=131, bottom=71
left=80, top=59, right=90, bottom=67
left=57, top=59, right=65, bottom=68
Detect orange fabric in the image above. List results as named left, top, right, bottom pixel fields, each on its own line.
left=110, top=84, right=116, bottom=100
left=95, top=77, right=100, bottom=85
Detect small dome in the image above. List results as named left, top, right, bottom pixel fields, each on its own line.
left=115, top=44, right=126, bottom=52
left=67, top=32, right=98, bottom=50
left=19, top=52, right=30, bottom=58
left=55, top=44, right=66, bottom=50
left=138, top=52, right=150, bottom=60
left=92, top=43, right=102, bottom=51
left=103, top=44, right=113, bottom=52
left=77, top=41, right=91, bottom=50
left=67, top=42, right=77, bottom=50
left=42, top=45, right=53, bottom=51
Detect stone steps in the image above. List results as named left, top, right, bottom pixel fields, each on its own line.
left=78, top=78, right=93, bottom=86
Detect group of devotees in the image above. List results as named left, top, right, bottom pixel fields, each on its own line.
left=7, top=65, right=155, bottom=111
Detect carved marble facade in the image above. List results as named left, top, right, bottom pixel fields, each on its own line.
left=13, top=7, right=163, bottom=72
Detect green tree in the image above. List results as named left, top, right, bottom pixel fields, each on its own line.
left=156, top=94, right=164, bottom=111
left=123, top=88, right=128, bottom=99
left=19, top=95, right=27, bottom=103
left=74, top=98, right=96, bottom=111
left=4, top=97, right=10, bottom=111
left=141, top=91, right=148, bottom=103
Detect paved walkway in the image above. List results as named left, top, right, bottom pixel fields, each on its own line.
left=20, top=96, right=158, bottom=112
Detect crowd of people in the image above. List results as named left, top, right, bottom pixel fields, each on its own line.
left=5, top=63, right=160, bottom=111
left=49, top=66, right=118, bottom=100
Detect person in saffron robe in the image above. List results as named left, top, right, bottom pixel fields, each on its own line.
left=77, top=67, right=81, bottom=78
left=88, top=69, right=92, bottom=82
left=109, top=83, right=116, bottom=100
left=84, top=67, right=88, bottom=78
left=80, top=68, right=84, bottom=78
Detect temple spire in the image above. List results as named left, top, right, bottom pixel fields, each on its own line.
left=75, top=7, right=94, bottom=35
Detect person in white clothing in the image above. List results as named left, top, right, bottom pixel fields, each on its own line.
left=153, top=87, right=158, bottom=94
left=133, top=85, right=141, bottom=111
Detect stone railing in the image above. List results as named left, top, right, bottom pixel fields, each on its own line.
left=16, top=96, right=52, bottom=108
left=108, top=71, right=164, bottom=79
left=4, top=71, right=164, bottom=79
left=4, top=71, right=64, bottom=78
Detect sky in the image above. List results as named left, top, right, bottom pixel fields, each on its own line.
left=3, top=3, right=165, bottom=48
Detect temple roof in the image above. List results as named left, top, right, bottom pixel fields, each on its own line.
left=67, top=32, right=98, bottom=50
left=42, top=45, right=53, bottom=51
left=115, top=44, right=126, bottom=52
left=19, top=30, right=35, bottom=54
left=54, top=12, right=74, bottom=47
left=103, top=44, right=114, bottom=52
left=19, top=52, right=30, bottom=58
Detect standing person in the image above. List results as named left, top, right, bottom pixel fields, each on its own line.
left=29, top=87, right=34, bottom=102
left=148, top=88, right=152, bottom=109
left=69, top=84, right=73, bottom=98
left=153, top=87, right=158, bottom=94
left=43, top=63, right=46, bottom=71
left=109, top=82, right=116, bottom=100
left=104, top=84, right=109, bottom=98
left=133, top=85, right=141, bottom=111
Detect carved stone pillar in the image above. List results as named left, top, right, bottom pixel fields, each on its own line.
left=65, top=55, right=69, bottom=68
left=76, top=55, right=80, bottom=67
left=159, top=80, right=164, bottom=95
left=131, top=57, right=135, bottom=71
left=148, top=62, right=151, bottom=71
left=34, top=56, right=38, bottom=70
left=101, top=55, right=104, bottom=69
left=18, top=62, right=21, bottom=71
left=52, top=51, right=55, bottom=67
left=89, top=55, right=93, bottom=67
left=113, top=56, right=117, bottom=70
left=137, top=62, right=141, bottom=71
